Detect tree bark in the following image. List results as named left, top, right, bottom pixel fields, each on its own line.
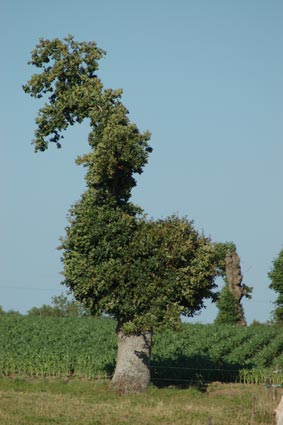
left=111, top=329, right=152, bottom=393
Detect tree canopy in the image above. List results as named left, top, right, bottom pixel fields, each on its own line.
left=23, top=36, right=222, bottom=392
left=23, top=35, right=151, bottom=210
left=24, top=36, right=218, bottom=335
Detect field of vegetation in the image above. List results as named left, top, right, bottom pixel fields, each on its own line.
left=1, top=316, right=283, bottom=387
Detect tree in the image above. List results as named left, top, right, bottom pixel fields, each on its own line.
left=0, top=306, right=19, bottom=317
left=24, top=36, right=218, bottom=392
left=268, top=248, right=283, bottom=323
left=27, top=293, right=90, bottom=317
left=215, top=285, right=244, bottom=325
left=0, top=306, right=22, bottom=317
left=27, top=304, right=55, bottom=317
left=214, top=242, right=252, bottom=325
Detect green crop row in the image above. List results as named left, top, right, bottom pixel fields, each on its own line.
left=0, top=316, right=117, bottom=379
left=1, top=316, right=283, bottom=385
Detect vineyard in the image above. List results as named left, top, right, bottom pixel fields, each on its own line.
left=1, top=316, right=283, bottom=386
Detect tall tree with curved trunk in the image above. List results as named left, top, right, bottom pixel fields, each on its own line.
left=268, top=249, right=283, bottom=324
left=214, top=243, right=252, bottom=325
left=24, top=36, right=218, bottom=393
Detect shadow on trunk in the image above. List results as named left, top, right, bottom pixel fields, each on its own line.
left=111, top=330, right=152, bottom=394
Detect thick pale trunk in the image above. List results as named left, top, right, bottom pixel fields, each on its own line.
left=275, top=395, right=283, bottom=425
left=111, top=330, right=152, bottom=393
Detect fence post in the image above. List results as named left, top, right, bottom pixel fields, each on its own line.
left=273, top=366, right=281, bottom=402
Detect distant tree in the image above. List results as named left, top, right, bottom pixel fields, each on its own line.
left=6, top=309, right=22, bottom=317
left=214, top=242, right=252, bottom=325
left=268, top=248, right=283, bottom=324
left=27, top=304, right=55, bottom=317
left=0, top=306, right=21, bottom=317
left=51, top=293, right=91, bottom=317
left=27, top=293, right=90, bottom=317
left=24, top=36, right=218, bottom=393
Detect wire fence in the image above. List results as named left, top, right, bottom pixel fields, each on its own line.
left=70, top=365, right=283, bottom=388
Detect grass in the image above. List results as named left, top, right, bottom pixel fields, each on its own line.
left=0, top=377, right=279, bottom=424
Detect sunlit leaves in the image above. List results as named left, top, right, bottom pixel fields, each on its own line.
left=25, top=37, right=218, bottom=335
left=61, top=210, right=218, bottom=332
left=23, top=35, right=106, bottom=151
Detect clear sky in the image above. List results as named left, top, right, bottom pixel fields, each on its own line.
left=1, top=0, right=282, bottom=323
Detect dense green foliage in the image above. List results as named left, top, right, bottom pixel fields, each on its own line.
left=24, top=36, right=218, bottom=334
left=1, top=316, right=283, bottom=385
left=269, top=249, right=283, bottom=323
left=62, top=211, right=218, bottom=332
left=215, top=286, right=243, bottom=325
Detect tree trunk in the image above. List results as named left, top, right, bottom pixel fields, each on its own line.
left=111, top=329, right=152, bottom=393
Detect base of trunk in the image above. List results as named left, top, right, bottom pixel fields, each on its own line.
left=111, top=330, right=152, bottom=394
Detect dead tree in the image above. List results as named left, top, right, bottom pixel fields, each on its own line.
left=225, top=251, right=250, bottom=326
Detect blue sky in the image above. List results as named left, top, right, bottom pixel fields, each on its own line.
left=1, top=0, right=282, bottom=323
